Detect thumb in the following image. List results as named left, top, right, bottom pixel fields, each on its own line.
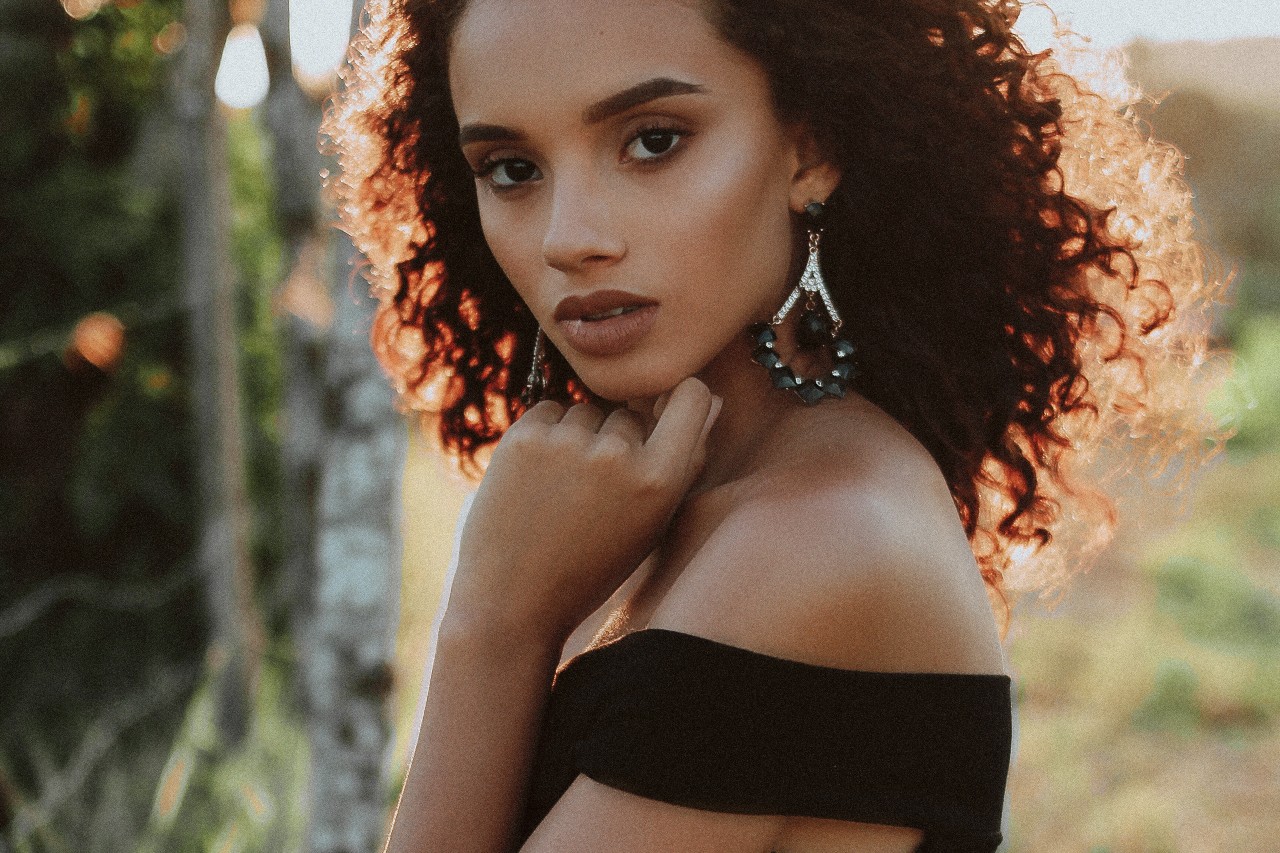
left=651, top=389, right=673, bottom=427
left=700, top=395, right=724, bottom=444
left=685, top=394, right=724, bottom=486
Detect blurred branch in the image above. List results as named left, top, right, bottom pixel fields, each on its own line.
left=260, top=1, right=327, bottom=727
left=175, top=0, right=263, bottom=747
left=5, top=666, right=197, bottom=847
left=0, top=295, right=185, bottom=373
left=0, top=566, right=199, bottom=640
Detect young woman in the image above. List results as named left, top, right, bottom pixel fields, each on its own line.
left=325, top=0, right=1223, bottom=850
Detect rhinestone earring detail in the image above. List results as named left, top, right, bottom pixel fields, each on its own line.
left=748, top=201, right=858, bottom=405
left=520, top=327, right=549, bottom=407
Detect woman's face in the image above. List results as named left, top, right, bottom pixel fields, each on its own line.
left=450, top=0, right=828, bottom=403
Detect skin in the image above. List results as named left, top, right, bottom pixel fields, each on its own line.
left=385, top=1, right=1007, bottom=852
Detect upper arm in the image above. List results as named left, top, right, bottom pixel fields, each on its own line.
left=522, top=776, right=925, bottom=853
left=521, top=775, right=783, bottom=853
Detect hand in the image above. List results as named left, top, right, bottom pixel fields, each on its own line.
left=446, top=377, right=723, bottom=647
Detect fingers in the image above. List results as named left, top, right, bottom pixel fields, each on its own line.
left=518, top=383, right=722, bottom=489
left=598, top=407, right=647, bottom=446
left=518, top=399, right=567, bottom=426
left=685, top=393, right=724, bottom=483
left=651, top=389, right=673, bottom=426
left=641, top=378, right=717, bottom=478
left=700, top=394, right=724, bottom=446
left=559, top=403, right=607, bottom=433
left=520, top=400, right=609, bottom=433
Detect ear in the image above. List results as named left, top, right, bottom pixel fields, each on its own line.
left=786, top=124, right=842, bottom=214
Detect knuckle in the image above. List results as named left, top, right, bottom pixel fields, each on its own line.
left=545, top=426, right=582, bottom=453
left=530, top=400, right=565, bottom=419
left=501, top=424, right=532, bottom=450
left=612, top=408, right=645, bottom=431
left=589, top=434, right=632, bottom=463
left=634, top=465, right=674, bottom=497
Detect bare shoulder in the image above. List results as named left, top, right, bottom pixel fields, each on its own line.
left=647, top=397, right=1005, bottom=676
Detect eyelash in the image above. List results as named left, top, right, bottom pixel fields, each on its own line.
left=473, top=156, right=539, bottom=192
left=624, top=123, right=687, bottom=162
left=473, top=123, right=691, bottom=193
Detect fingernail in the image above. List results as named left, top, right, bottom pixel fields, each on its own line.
left=703, top=396, right=724, bottom=438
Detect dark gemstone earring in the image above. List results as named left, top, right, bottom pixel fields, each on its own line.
left=748, top=201, right=858, bottom=405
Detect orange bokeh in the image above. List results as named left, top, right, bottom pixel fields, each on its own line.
left=70, top=311, right=126, bottom=373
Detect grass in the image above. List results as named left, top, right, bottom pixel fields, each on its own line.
left=1005, top=447, right=1280, bottom=852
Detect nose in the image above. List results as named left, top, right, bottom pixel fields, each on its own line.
left=541, top=175, right=626, bottom=274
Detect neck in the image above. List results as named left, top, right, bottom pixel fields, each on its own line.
left=626, top=320, right=845, bottom=499
left=689, top=332, right=788, bottom=495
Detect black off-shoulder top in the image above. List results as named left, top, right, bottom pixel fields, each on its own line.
left=518, top=628, right=1012, bottom=852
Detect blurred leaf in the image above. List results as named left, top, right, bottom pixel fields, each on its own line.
left=1153, top=556, right=1280, bottom=651
left=1132, top=658, right=1200, bottom=733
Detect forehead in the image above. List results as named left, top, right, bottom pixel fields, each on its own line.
left=449, top=0, right=759, bottom=124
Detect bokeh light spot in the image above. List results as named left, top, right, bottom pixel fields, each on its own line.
left=60, top=0, right=109, bottom=20
left=215, top=24, right=270, bottom=110
left=71, top=311, right=126, bottom=373
left=153, top=21, right=187, bottom=55
left=290, top=0, right=356, bottom=96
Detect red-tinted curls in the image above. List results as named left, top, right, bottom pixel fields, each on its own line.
left=324, top=0, right=1228, bottom=613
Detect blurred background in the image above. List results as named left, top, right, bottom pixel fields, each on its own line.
left=0, top=1, right=1276, bottom=851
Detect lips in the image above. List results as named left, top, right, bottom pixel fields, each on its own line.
left=553, top=289, right=658, bottom=323
left=552, top=290, right=660, bottom=358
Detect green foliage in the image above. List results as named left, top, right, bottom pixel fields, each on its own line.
left=1154, top=557, right=1280, bottom=652
left=135, top=657, right=310, bottom=853
left=1216, top=314, right=1280, bottom=454
left=226, top=111, right=288, bottom=620
left=0, top=0, right=182, bottom=342
left=0, top=3, right=289, bottom=850
left=1132, top=658, right=1200, bottom=733
left=1009, top=65, right=1280, bottom=847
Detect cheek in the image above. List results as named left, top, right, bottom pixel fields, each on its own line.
left=479, top=203, right=542, bottom=299
left=652, top=141, right=795, bottom=313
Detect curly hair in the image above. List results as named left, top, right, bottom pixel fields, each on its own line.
left=322, top=0, right=1228, bottom=606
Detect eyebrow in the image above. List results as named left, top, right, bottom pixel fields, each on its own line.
left=457, top=77, right=707, bottom=148
left=582, top=77, right=707, bottom=124
left=457, top=123, right=523, bottom=148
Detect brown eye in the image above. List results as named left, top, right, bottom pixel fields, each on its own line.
left=480, top=158, right=541, bottom=189
left=625, top=128, right=683, bottom=161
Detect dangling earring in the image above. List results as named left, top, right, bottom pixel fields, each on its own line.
left=748, top=201, right=858, bottom=405
left=520, top=327, right=549, bottom=407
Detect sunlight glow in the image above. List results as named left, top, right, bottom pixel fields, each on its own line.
left=290, top=0, right=356, bottom=96
left=1016, top=3, right=1071, bottom=53
left=215, top=24, right=270, bottom=110
left=1018, top=0, right=1280, bottom=50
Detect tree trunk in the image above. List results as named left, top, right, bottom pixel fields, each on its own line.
left=261, top=0, right=328, bottom=711
left=306, top=229, right=405, bottom=852
left=175, top=0, right=261, bottom=748
left=261, top=3, right=406, bottom=848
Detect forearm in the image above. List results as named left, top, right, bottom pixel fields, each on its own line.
left=384, top=614, right=561, bottom=853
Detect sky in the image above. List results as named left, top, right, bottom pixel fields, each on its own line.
left=1016, top=0, right=1280, bottom=49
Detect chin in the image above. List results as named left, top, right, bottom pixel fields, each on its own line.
left=572, top=363, right=688, bottom=405
left=578, top=377, right=671, bottom=405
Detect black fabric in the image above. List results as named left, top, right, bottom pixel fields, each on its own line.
left=519, top=628, right=1012, bottom=852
